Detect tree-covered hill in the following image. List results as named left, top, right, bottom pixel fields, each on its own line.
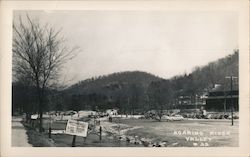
left=146, top=50, right=238, bottom=112
left=169, top=50, right=238, bottom=96
left=12, top=50, right=239, bottom=114
left=60, top=71, right=162, bottom=113
left=65, top=71, right=162, bottom=95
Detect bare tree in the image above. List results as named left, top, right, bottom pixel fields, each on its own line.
left=147, top=81, right=163, bottom=121
left=147, top=80, right=174, bottom=121
left=13, top=15, right=78, bottom=132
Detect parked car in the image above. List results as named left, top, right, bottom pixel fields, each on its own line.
left=162, top=115, right=184, bottom=121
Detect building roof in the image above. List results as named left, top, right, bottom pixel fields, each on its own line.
left=206, top=90, right=238, bottom=100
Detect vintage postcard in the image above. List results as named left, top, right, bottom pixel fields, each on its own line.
left=0, top=0, right=249, bottom=157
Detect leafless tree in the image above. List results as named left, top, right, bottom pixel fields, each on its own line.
left=13, top=15, right=78, bottom=132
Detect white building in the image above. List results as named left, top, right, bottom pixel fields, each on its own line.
left=106, top=109, right=118, bottom=116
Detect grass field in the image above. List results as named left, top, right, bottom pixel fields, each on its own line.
left=41, top=118, right=238, bottom=147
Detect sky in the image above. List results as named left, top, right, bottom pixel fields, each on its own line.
left=14, top=10, right=238, bottom=85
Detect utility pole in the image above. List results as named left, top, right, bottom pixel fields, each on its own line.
left=225, top=76, right=237, bottom=126
left=127, top=97, right=130, bottom=116
left=146, top=95, right=150, bottom=112
left=195, top=94, right=198, bottom=110
left=223, top=90, right=227, bottom=116
left=223, top=83, right=227, bottom=117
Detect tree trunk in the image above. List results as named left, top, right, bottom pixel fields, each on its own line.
left=37, top=83, right=44, bottom=133
left=39, top=103, right=43, bottom=132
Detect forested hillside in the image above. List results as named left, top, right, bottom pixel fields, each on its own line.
left=169, top=50, right=238, bottom=96
left=12, top=50, right=238, bottom=114
left=61, top=71, right=162, bottom=113
left=146, top=50, right=238, bottom=113
left=66, top=71, right=162, bottom=95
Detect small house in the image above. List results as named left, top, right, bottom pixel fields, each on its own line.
left=106, top=109, right=118, bottom=116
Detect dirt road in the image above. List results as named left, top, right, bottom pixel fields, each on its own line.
left=12, top=117, right=32, bottom=147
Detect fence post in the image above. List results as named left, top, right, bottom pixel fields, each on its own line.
left=99, top=126, right=102, bottom=142
left=31, top=120, right=34, bottom=128
left=49, top=127, right=52, bottom=138
left=72, top=135, right=76, bottom=147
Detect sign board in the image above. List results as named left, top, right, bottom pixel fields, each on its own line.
left=65, top=119, right=88, bottom=137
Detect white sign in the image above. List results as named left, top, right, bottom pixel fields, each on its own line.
left=65, top=119, right=88, bottom=137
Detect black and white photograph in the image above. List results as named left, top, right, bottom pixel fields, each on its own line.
left=0, top=0, right=249, bottom=157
